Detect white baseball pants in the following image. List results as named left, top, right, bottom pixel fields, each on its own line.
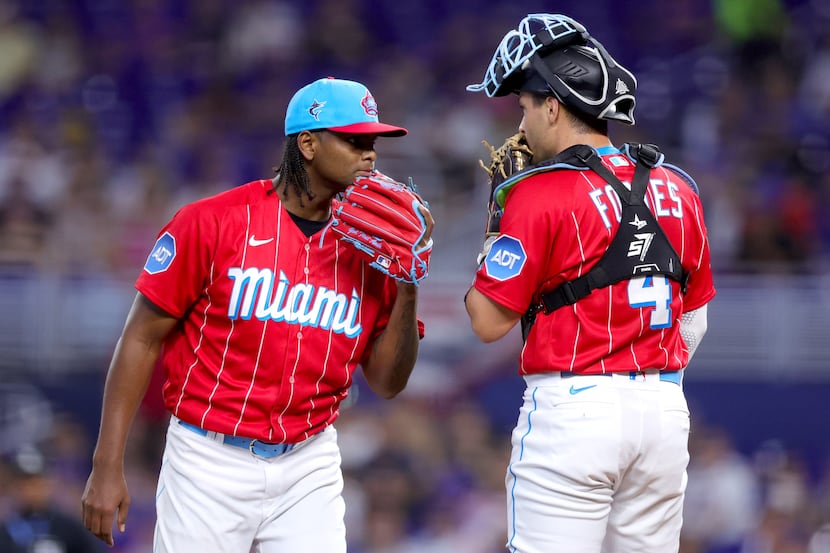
left=153, top=417, right=345, bottom=553
left=506, top=370, right=690, bottom=553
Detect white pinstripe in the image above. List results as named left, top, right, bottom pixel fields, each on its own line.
left=307, top=236, right=329, bottom=432
left=173, top=262, right=215, bottom=420
left=275, top=210, right=302, bottom=443
left=234, top=203, right=274, bottom=438
left=604, top=285, right=613, bottom=356
left=343, top=263, right=366, bottom=389
left=202, top=206, right=252, bottom=429
left=630, top=303, right=646, bottom=370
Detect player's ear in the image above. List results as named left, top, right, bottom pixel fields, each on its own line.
left=296, top=130, right=317, bottom=161
left=546, top=96, right=560, bottom=122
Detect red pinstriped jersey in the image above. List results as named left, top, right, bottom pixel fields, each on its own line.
left=136, top=180, right=422, bottom=443
left=473, top=146, right=715, bottom=375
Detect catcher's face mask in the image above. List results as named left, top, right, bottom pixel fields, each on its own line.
left=467, top=13, right=637, bottom=125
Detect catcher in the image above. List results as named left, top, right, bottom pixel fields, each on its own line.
left=81, top=77, right=433, bottom=553
left=465, top=13, right=715, bottom=553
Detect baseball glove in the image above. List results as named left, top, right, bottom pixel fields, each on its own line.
left=331, top=172, right=432, bottom=284
left=476, top=133, right=533, bottom=264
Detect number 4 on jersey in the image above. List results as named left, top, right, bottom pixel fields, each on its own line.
left=628, top=275, right=672, bottom=329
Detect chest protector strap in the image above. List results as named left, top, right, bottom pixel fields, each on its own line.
left=521, top=143, right=689, bottom=339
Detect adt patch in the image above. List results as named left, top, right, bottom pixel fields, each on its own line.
left=484, top=235, right=526, bottom=281
left=144, top=232, right=176, bottom=274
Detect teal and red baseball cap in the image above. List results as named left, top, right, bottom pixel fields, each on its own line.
left=284, top=77, right=408, bottom=137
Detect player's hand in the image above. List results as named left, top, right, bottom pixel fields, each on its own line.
left=81, top=463, right=131, bottom=547
left=416, top=203, right=435, bottom=251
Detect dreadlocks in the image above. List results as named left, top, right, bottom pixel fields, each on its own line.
left=271, top=134, right=315, bottom=206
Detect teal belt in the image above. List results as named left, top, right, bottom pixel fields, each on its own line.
left=177, top=420, right=295, bottom=458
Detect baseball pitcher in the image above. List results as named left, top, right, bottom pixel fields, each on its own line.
left=81, top=77, right=433, bottom=553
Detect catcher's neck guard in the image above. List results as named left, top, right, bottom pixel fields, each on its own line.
left=467, top=13, right=636, bottom=125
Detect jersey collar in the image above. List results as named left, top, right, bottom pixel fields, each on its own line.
left=596, top=145, right=621, bottom=156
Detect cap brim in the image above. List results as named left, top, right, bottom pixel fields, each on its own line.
left=327, top=122, right=408, bottom=137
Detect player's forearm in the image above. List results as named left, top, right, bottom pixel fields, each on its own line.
left=680, top=303, right=708, bottom=361
left=465, top=287, right=521, bottom=343
left=92, top=336, right=160, bottom=466
left=362, top=283, right=419, bottom=398
left=92, top=294, right=174, bottom=466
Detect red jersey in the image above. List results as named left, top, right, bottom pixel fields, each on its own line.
left=136, top=180, right=423, bottom=443
left=474, top=146, right=715, bottom=375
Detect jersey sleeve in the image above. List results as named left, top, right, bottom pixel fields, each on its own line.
left=679, top=190, right=716, bottom=312
left=473, top=176, right=557, bottom=314
left=135, top=202, right=218, bottom=318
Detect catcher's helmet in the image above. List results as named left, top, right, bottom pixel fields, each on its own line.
left=467, top=14, right=637, bottom=125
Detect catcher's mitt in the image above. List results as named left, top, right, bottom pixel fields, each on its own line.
left=331, top=172, right=432, bottom=284
left=476, top=133, right=533, bottom=263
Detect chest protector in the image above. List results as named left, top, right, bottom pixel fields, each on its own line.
left=521, top=143, right=689, bottom=339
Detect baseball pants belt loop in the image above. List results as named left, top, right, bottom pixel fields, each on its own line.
left=176, top=418, right=296, bottom=458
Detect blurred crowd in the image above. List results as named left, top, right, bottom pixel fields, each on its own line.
left=2, top=0, right=830, bottom=552
left=2, top=388, right=830, bottom=553
left=0, top=0, right=828, bottom=278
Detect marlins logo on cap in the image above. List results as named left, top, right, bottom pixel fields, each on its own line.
left=285, top=77, right=408, bottom=137
left=308, top=100, right=326, bottom=120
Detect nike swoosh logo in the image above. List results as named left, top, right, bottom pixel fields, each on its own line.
left=248, top=236, right=274, bottom=247
left=569, top=384, right=597, bottom=395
